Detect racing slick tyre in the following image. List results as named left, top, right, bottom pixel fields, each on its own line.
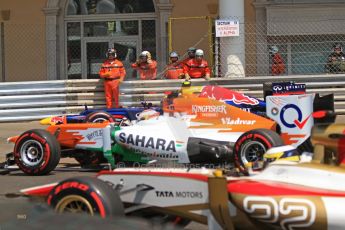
left=48, top=176, right=124, bottom=218
left=84, top=111, right=115, bottom=123
left=234, top=129, right=284, bottom=172
left=14, top=129, right=61, bottom=175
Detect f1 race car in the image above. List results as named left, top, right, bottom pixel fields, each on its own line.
left=39, top=80, right=269, bottom=126
left=40, top=81, right=307, bottom=125
left=19, top=121, right=345, bottom=229
left=21, top=149, right=345, bottom=230
left=3, top=82, right=333, bottom=175
left=40, top=102, right=163, bottom=125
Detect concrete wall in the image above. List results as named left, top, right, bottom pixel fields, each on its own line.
left=0, top=0, right=221, bottom=81
left=170, top=0, right=218, bottom=65
left=0, top=0, right=47, bottom=82
left=169, top=0, right=254, bottom=76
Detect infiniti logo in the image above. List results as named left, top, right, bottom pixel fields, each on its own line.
left=273, top=85, right=283, bottom=91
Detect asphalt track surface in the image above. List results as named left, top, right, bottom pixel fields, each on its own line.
left=0, top=121, right=206, bottom=229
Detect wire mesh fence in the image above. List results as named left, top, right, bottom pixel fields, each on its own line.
left=1, top=23, right=46, bottom=82
left=2, top=14, right=345, bottom=82
left=66, top=19, right=157, bottom=80
left=217, top=15, right=345, bottom=77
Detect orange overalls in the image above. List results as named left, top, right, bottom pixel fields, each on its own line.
left=181, top=57, right=193, bottom=66
left=183, top=59, right=210, bottom=78
left=164, top=62, right=185, bottom=79
left=99, top=59, right=126, bottom=108
left=271, top=53, right=285, bottom=75
left=131, top=60, right=157, bottom=80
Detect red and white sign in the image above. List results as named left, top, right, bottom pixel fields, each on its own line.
left=215, top=20, right=239, bottom=37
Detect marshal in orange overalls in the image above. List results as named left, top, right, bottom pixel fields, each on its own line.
left=131, top=61, right=157, bottom=80
left=271, top=53, right=286, bottom=76
left=183, top=58, right=211, bottom=79
left=131, top=51, right=157, bottom=80
left=164, top=62, right=185, bottom=79
left=99, top=59, right=126, bottom=108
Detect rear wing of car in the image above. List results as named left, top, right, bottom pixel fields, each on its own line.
left=265, top=81, right=335, bottom=148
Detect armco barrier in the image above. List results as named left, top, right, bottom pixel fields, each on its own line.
left=0, top=74, right=345, bottom=122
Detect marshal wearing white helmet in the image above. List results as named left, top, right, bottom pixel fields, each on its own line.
left=164, top=51, right=185, bottom=79
left=269, top=45, right=285, bottom=75
left=195, top=49, right=204, bottom=56
left=131, top=50, right=157, bottom=80
left=184, top=49, right=211, bottom=80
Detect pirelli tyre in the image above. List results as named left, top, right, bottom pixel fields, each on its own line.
left=234, top=129, right=284, bottom=171
left=84, top=111, right=115, bottom=123
left=48, top=177, right=124, bottom=218
left=14, top=129, right=61, bottom=175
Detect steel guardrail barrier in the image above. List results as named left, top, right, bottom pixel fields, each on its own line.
left=0, top=74, right=344, bottom=122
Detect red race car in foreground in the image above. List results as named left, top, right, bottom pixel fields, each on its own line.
left=21, top=160, right=345, bottom=230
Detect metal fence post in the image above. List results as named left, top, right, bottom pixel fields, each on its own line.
left=1, top=22, right=5, bottom=82
left=208, top=16, right=214, bottom=76
left=168, top=18, right=172, bottom=54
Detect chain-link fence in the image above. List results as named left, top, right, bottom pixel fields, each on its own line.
left=0, top=19, right=157, bottom=82
left=169, top=15, right=345, bottom=78
left=67, top=19, right=156, bottom=80
left=168, top=16, right=213, bottom=64
left=2, top=15, right=345, bottom=82
left=1, top=23, right=46, bottom=82
left=217, top=15, right=345, bottom=77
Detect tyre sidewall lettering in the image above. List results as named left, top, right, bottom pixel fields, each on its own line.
left=234, top=132, right=272, bottom=166
left=49, top=177, right=124, bottom=218
left=39, top=143, right=51, bottom=170
left=14, top=133, right=30, bottom=152
left=14, top=131, right=51, bottom=174
left=49, top=181, right=107, bottom=217
left=53, top=181, right=90, bottom=195
left=252, top=134, right=272, bottom=148
left=235, top=133, right=253, bottom=152
left=30, top=133, right=47, bottom=145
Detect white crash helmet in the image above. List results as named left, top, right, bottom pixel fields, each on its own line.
left=139, top=50, right=152, bottom=62
left=170, top=51, right=179, bottom=59
left=140, top=50, right=150, bottom=57
left=106, top=48, right=117, bottom=58
left=263, top=145, right=300, bottom=164
left=245, top=145, right=300, bottom=175
left=269, top=45, right=279, bottom=54
left=136, top=109, right=160, bottom=120
left=195, top=49, right=204, bottom=57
